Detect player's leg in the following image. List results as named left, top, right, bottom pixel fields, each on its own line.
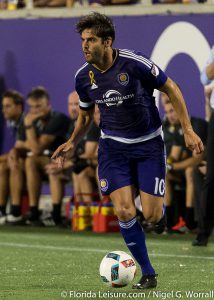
left=137, top=136, right=166, bottom=234
left=25, top=156, right=49, bottom=223
left=7, top=158, right=25, bottom=223
left=131, top=192, right=164, bottom=289
left=185, top=167, right=197, bottom=230
left=25, top=156, right=42, bottom=221
left=49, top=173, right=65, bottom=225
left=140, top=191, right=165, bottom=233
left=110, top=186, right=157, bottom=289
left=0, top=160, right=9, bottom=224
left=98, top=139, right=156, bottom=289
left=77, top=166, right=96, bottom=204
left=193, top=114, right=214, bottom=245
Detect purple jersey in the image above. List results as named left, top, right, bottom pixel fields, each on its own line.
left=75, top=49, right=167, bottom=140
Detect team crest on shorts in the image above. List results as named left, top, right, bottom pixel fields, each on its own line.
left=100, top=179, right=109, bottom=192
left=117, top=73, right=129, bottom=86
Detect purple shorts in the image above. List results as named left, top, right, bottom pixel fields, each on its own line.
left=98, top=135, right=166, bottom=196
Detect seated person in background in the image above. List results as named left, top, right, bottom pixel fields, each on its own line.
left=0, top=90, right=25, bottom=224
left=162, top=97, right=207, bottom=232
left=46, top=98, right=100, bottom=225
left=45, top=91, right=80, bottom=225
left=161, top=92, right=181, bottom=157
left=14, top=86, right=70, bottom=225
left=72, top=104, right=100, bottom=204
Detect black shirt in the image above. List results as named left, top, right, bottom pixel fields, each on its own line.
left=173, top=117, right=208, bottom=156
left=162, top=117, right=181, bottom=156
left=17, top=111, right=70, bottom=153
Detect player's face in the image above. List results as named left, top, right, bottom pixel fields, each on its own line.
left=68, top=93, right=79, bottom=120
left=27, top=97, right=50, bottom=116
left=2, top=97, right=21, bottom=120
left=164, top=103, right=179, bottom=125
left=81, top=29, right=105, bottom=64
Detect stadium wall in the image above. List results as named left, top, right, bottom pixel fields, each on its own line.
left=0, top=11, right=214, bottom=152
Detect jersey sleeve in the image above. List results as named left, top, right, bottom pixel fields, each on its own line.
left=75, top=72, right=95, bottom=111
left=133, top=51, right=167, bottom=89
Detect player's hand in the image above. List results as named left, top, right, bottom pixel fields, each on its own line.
left=51, top=140, right=76, bottom=168
left=198, top=160, right=207, bottom=175
left=183, top=129, right=204, bottom=155
left=8, top=148, right=19, bottom=170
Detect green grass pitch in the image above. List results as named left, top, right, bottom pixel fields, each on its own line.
left=0, top=226, right=213, bottom=300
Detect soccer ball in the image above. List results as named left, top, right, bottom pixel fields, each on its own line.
left=99, top=250, right=136, bottom=287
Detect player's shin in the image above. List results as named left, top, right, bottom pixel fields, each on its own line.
left=118, top=216, right=155, bottom=275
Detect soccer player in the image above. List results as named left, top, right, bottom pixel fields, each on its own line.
left=52, top=12, right=204, bottom=289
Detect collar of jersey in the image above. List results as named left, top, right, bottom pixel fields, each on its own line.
left=91, top=49, right=118, bottom=74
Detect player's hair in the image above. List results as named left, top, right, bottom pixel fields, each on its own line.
left=76, top=12, right=115, bottom=43
left=27, top=86, right=50, bottom=101
left=2, top=89, right=24, bottom=110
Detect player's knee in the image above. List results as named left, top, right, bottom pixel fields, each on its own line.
left=0, top=161, right=9, bottom=174
left=115, top=205, right=135, bottom=222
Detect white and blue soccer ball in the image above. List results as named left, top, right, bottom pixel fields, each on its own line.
left=99, top=251, right=136, bottom=287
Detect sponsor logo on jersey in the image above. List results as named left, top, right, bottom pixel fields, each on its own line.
left=117, top=72, right=129, bottom=86
left=95, top=89, right=134, bottom=107
left=100, top=179, right=108, bottom=192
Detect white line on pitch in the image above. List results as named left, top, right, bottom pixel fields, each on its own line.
left=0, top=242, right=213, bottom=260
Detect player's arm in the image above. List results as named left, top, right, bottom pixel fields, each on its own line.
left=200, top=46, right=214, bottom=85
left=69, top=107, right=94, bottom=146
left=159, top=78, right=204, bottom=154
left=206, top=61, right=214, bottom=80
left=172, top=152, right=204, bottom=171
left=204, top=84, right=213, bottom=122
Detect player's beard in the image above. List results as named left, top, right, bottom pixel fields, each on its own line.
left=85, top=52, right=96, bottom=64
left=85, top=48, right=103, bottom=65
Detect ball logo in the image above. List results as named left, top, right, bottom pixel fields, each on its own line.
left=100, top=179, right=109, bottom=192
left=121, top=259, right=136, bottom=268
left=117, top=73, right=129, bottom=86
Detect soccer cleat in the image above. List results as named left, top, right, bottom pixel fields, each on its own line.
left=132, top=274, right=158, bottom=289
left=171, top=216, right=186, bottom=231
left=6, top=214, right=23, bottom=224
left=41, top=216, right=56, bottom=227
left=0, top=213, right=6, bottom=225
left=154, top=214, right=166, bottom=234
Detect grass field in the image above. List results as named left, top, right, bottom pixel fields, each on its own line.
left=0, top=226, right=213, bottom=300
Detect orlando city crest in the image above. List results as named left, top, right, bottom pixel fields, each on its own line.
left=117, top=73, right=129, bottom=86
